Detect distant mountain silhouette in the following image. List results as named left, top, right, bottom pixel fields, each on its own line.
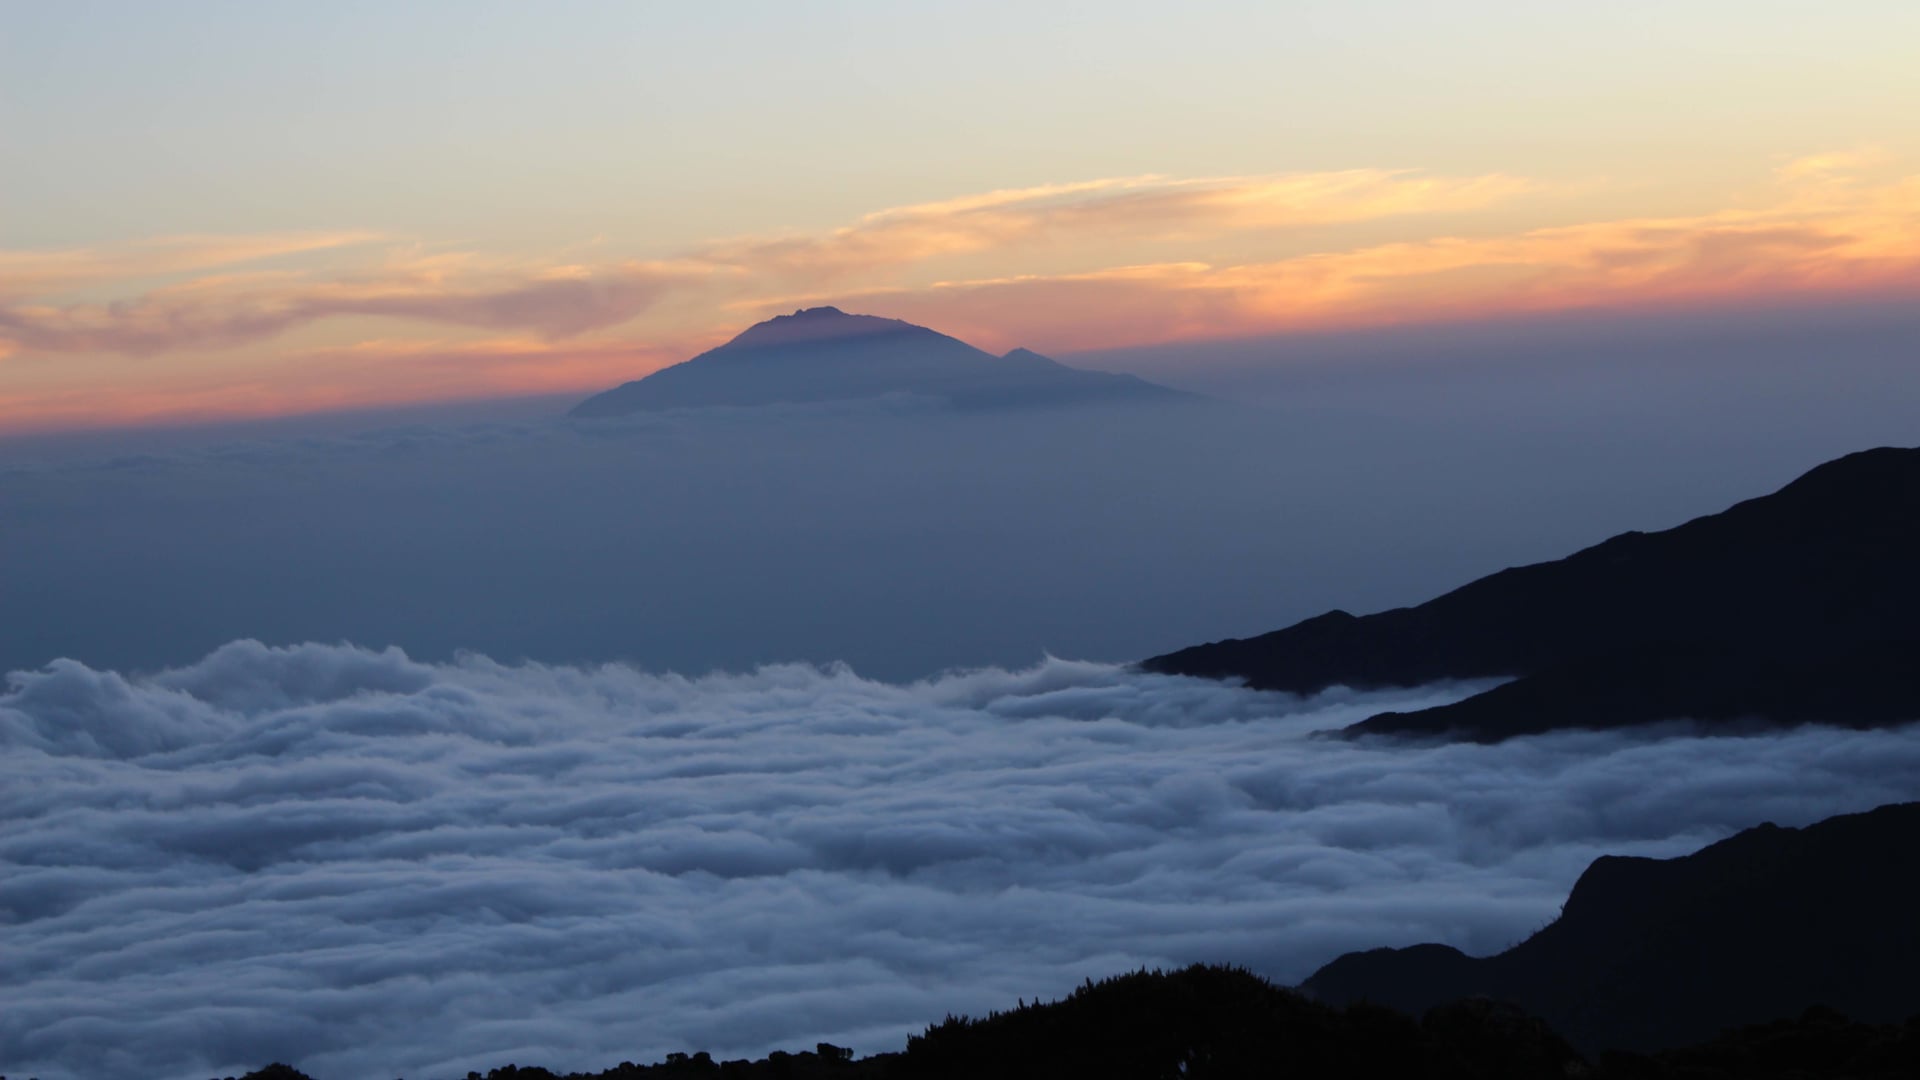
left=569, top=307, right=1189, bottom=417
left=1303, top=802, right=1920, bottom=1054
left=1143, top=446, right=1920, bottom=740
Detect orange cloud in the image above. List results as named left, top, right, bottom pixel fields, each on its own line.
left=0, top=263, right=688, bottom=355
left=751, top=165, right=1920, bottom=353
left=1775, top=146, right=1893, bottom=183
left=0, top=169, right=1524, bottom=360
left=0, top=168, right=1512, bottom=359
left=695, top=169, right=1533, bottom=279
left=0, top=231, right=382, bottom=297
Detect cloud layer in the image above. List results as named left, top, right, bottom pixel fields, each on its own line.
left=698, top=169, right=1531, bottom=280
left=830, top=164, right=1920, bottom=352
left=0, top=262, right=678, bottom=356
left=4, top=640, right=1915, bottom=1080
left=0, top=168, right=1521, bottom=362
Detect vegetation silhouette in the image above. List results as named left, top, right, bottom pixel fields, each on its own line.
left=900, top=964, right=1575, bottom=1079
left=207, top=971, right=1918, bottom=1079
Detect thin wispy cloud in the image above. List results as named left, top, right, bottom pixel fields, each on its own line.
left=799, top=160, right=1920, bottom=351
left=0, top=168, right=1525, bottom=359
left=1774, top=145, right=1895, bottom=183
left=0, top=232, right=383, bottom=296
left=0, top=264, right=683, bottom=356
left=695, top=169, right=1534, bottom=279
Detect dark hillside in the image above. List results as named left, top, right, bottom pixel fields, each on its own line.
left=1145, top=446, right=1920, bottom=740
left=1304, top=802, right=1920, bottom=1052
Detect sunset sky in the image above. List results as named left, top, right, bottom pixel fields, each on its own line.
left=4, top=1, right=1918, bottom=433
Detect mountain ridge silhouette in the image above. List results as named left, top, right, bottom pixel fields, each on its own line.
left=1301, top=801, right=1920, bottom=1053
left=1142, top=445, right=1920, bottom=740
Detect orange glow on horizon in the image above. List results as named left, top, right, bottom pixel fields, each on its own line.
left=4, top=154, right=1919, bottom=435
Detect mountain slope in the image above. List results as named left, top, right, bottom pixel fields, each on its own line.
left=1142, top=446, right=1920, bottom=740
left=569, top=307, right=1188, bottom=417
left=1301, top=802, right=1920, bottom=1054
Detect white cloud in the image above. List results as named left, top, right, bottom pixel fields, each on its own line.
left=3, top=639, right=1915, bottom=1079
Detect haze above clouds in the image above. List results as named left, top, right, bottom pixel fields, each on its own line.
left=6, top=640, right=1916, bottom=1080
left=5, top=299, right=1919, bottom=682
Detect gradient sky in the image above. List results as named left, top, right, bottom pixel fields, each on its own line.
left=4, top=1, right=1918, bottom=433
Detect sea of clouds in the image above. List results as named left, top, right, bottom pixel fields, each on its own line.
left=5, top=640, right=1917, bottom=1080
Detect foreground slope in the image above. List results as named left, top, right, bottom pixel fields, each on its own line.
left=236, top=967, right=1920, bottom=1078
left=1303, top=802, right=1920, bottom=1053
left=1143, top=446, right=1920, bottom=740
left=569, top=307, right=1188, bottom=416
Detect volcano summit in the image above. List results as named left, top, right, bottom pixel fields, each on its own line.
left=569, top=307, right=1189, bottom=417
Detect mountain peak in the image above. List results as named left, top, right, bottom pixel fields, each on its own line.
left=727, top=306, right=918, bottom=349
left=568, top=309, right=1193, bottom=417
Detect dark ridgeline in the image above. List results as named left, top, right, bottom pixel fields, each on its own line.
left=1143, top=445, right=1920, bottom=741
left=213, top=1005, right=1920, bottom=1078
left=1303, top=801, right=1920, bottom=1053
left=568, top=307, right=1191, bottom=417
left=211, top=1004, right=1920, bottom=1080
